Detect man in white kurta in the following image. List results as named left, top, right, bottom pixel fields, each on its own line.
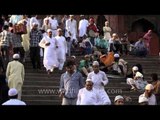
left=2, top=88, right=26, bottom=105
left=6, top=54, right=25, bottom=100
left=55, top=28, right=67, bottom=70
left=77, top=79, right=101, bottom=105
left=42, top=18, right=51, bottom=32
left=39, top=29, right=59, bottom=75
left=139, top=84, right=157, bottom=105
left=78, top=15, right=88, bottom=38
left=87, top=61, right=111, bottom=105
left=65, top=15, right=77, bottom=56
left=30, top=15, right=40, bottom=30
left=65, top=15, right=77, bottom=41
left=103, top=21, right=112, bottom=41
left=49, top=15, right=59, bottom=37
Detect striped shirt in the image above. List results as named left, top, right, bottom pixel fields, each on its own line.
left=59, top=71, right=84, bottom=99
left=12, top=33, right=23, bottom=48
left=0, top=30, right=12, bottom=47
left=30, top=29, right=42, bottom=47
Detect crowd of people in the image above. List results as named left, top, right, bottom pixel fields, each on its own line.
left=0, top=15, right=159, bottom=105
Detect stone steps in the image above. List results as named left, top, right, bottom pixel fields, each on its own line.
left=22, top=55, right=160, bottom=105
left=22, top=95, right=140, bottom=105
left=24, top=100, right=61, bottom=105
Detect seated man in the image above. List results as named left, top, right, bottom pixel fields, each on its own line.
left=108, top=53, right=128, bottom=76
left=149, top=73, right=160, bottom=105
left=133, top=38, right=147, bottom=57
left=99, top=51, right=114, bottom=73
left=138, top=96, right=149, bottom=105
left=126, top=66, right=139, bottom=79
left=79, top=35, right=93, bottom=55
left=127, top=71, right=147, bottom=91
left=138, top=84, right=157, bottom=105
left=78, top=55, right=93, bottom=77
left=100, top=52, right=114, bottom=67
left=95, top=35, right=109, bottom=50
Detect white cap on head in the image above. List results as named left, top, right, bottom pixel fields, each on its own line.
left=145, top=84, right=154, bottom=90
left=8, top=88, right=18, bottom=96
left=138, top=96, right=148, bottom=103
left=47, top=29, right=52, bottom=33
left=86, top=79, right=92, bottom=82
left=84, top=54, right=90, bottom=58
left=69, top=15, right=74, bottom=17
left=44, top=18, right=49, bottom=21
left=105, top=21, right=109, bottom=24
left=13, top=54, right=20, bottom=59
left=112, top=33, right=117, bottom=37
left=132, top=66, right=138, bottom=71
left=114, top=95, right=124, bottom=102
left=93, top=61, right=99, bottom=66
left=57, top=28, right=62, bottom=31
left=135, top=72, right=143, bottom=78
left=32, top=22, right=37, bottom=26
left=114, top=53, right=120, bottom=58
left=71, top=55, right=76, bottom=59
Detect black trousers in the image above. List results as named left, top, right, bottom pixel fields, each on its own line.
left=30, top=47, right=41, bottom=69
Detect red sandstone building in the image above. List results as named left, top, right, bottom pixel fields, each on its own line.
left=38, top=15, right=160, bottom=56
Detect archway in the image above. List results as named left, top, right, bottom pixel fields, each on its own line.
left=130, top=18, right=159, bottom=56
left=131, top=18, right=155, bottom=32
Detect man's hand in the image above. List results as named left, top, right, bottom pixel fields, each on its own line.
left=59, top=92, right=64, bottom=98
left=101, top=82, right=104, bottom=86
left=69, top=31, right=72, bottom=36
left=45, top=42, right=50, bottom=46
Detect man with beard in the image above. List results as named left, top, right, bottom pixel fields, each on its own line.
left=139, top=84, right=157, bottom=105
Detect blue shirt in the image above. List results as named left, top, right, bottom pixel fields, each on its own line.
left=59, top=71, right=84, bottom=99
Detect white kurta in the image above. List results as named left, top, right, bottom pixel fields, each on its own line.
left=87, top=71, right=111, bottom=105
left=39, top=36, right=59, bottom=71
left=30, top=17, right=40, bottom=30
left=55, top=35, right=67, bottom=61
left=55, top=35, right=67, bottom=70
left=103, top=26, right=112, bottom=40
left=139, top=93, right=157, bottom=105
left=65, top=19, right=77, bottom=40
left=2, top=99, right=26, bottom=105
left=78, top=19, right=89, bottom=37
left=77, top=88, right=99, bottom=105
left=127, top=78, right=147, bottom=90
left=49, top=18, right=59, bottom=37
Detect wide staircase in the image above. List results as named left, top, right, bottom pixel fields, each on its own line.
left=21, top=55, right=160, bottom=105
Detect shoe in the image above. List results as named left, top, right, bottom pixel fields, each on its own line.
left=50, top=68, right=54, bottom=72
left=131, top=87, right=138, bottom=91
left=47, top=70, right=51, bottom=74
